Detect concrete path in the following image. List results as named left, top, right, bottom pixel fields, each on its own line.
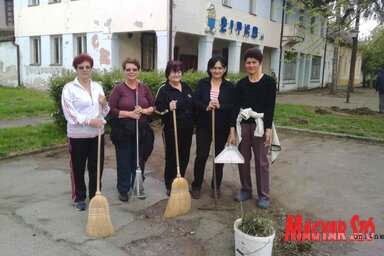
left=0, top=116, right=51, bottom=129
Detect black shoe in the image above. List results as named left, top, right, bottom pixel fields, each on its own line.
left=190, top=188, right=201, bottom=199
left=119, top=192, right=128, bottom=202
left=210, top=188, right=221, bottom=199
left=166, top=189, right=171, bottom=197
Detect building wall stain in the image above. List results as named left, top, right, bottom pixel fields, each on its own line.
left=99, top=48, right=111, bottom=65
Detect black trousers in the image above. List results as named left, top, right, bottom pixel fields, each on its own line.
left=162, top=124, right=193, bottom=190
left=68, top=136, right=104, bottom=203
left=192, top=127, right=229, bottom=190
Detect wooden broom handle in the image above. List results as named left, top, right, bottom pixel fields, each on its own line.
left=172, top=110, right=181, bottom=177
left=136, top=84, right=140, bottom=169
left=96, top=105, right=102, bottom=193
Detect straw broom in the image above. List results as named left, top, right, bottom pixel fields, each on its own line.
left=164, top=109, right=191, bottom=218
left=86, top=106, right=115, bottom=238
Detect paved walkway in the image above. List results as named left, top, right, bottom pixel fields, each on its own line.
left=0, top=116, right=51, bottom=129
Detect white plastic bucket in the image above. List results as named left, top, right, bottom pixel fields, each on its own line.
left=234, top=218, right=275, bottom=256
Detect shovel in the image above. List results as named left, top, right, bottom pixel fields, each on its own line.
left=133, top=83, right=146, bottom=199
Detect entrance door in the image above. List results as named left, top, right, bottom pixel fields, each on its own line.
left=179, top=55, right=197, bottom=71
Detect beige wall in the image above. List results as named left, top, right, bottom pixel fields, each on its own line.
left=15, top=0, right=168, bottom=36
left=337, top=46, right=362, bottom=86
left=118, top=32, right=142, bottom=67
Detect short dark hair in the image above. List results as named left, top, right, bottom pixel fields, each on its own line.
left=243, top=47, right=263, bottom=63
left=165, top=60, right=183, bottom=78
left=207, top=56, right=228, bottom=78
left=121, top=57, right=141, bottom=70
left=72, top=54, right=94, bottom=69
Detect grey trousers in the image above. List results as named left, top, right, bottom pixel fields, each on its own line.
left=379, top=93, right=384, bottom=113
left=238, top=123, right=270, bottom=199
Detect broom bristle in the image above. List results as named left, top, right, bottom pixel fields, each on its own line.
left=164, top=177, right=191, bottom=218
left=86, top=193, right=115, bottom=238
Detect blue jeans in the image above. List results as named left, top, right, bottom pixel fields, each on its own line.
left=379, top=93, right=384, bottom=113
left=115, top=135, right=145, bottom=193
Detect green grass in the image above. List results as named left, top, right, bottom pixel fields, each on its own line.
left=0, top=87, right=54, bottom=120
left=275, top=104, right=384, bottom=139
left=0, top=123, right=66, bottom=157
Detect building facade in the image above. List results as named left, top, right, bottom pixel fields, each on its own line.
left=13, top=0, right=342, bottom=91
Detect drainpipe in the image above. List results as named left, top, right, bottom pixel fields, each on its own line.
left=321, top=20, right=329, bottom=88
left=168, top=0, right=173, bottom=61
left=277, top=0, right=286, bottom=91
left=12, top=36, right=21, bottom=87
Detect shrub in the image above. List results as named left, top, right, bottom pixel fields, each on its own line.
left=50, top=69, right=244, bottom=131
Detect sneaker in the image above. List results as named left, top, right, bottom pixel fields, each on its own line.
left=257, top=198, right=270, bottom=209
left=190, top=187, right=201, bottom=199
left=210, top=188, right=221, bottom=199
left=234, top=192, right=252, bottom=202
left=74, top=201, right=86, bottom=211
left=119, top=192, right=128, bottom=202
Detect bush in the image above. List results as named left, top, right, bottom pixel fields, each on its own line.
left=50, top=69, right=245, bottom=131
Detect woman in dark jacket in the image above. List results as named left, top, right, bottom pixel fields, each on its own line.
left=108, top=57, right=154, bottom=202
left=154, top=60, right=194, bottom=196
left=190, top=56, right=234, bottom=199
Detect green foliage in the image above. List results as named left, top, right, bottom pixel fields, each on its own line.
left=238, top=211, right=274, bottom=237
left=0, top=123, right=66, bottom=157
left=0, top=86, right=54, bottom=120
left=49, top=69, right=245, bottom=131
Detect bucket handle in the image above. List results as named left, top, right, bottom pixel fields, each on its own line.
left=236, top=238, right=272, bottom=255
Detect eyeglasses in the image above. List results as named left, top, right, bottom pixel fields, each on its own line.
left=78, top=65, right=91, bottom=70
left=125, top=68, right=138, bottom=72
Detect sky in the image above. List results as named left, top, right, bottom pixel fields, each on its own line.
left=359, top=18, right=379, bottom=39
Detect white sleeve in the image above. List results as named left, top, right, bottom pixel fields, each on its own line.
left=61, top=85, right=90, bottom=125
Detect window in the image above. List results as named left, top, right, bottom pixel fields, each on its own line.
left=49, top=0, right=61, bottom=3
left=29, top=0, right=39, bottom=6
left=298, top=10, right=304, bottom=29
left=30, top=37, right=41, bottom=65
left=51, top=35, right=63, bottom=65
left=283, top=51, right=297, bottom=81
left=284, top=3, right=291, bottom=24
left=74, top=34, right=87, bottom=55
left=222, top=0, right=231, bottom=7
left=270, top=0, right=276, bottom=21
left=310, top=17, right=316, bottom=33
left=311, top=56, right=321, bottom=80
left=250, top=0, right=256, bottom=15
left=141, top=33, right=155, bottom=71
left=5, top=0, right=14, bottom=26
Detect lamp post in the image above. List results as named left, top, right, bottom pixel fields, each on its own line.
left=346, top=28, right=359, bottom=103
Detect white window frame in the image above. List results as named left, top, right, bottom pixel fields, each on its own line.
left=310, top=56, right=321, bottom=81
left=5, top=0, right=14, bottom=26
left=74, top=34, right=87, bottom=56
left=51, top=35, right=63, bottom=65
left=30, top=37, right=41, bottom=65
left=222, top=0, right=231, bottom=7
left=270, top=0, right=276, bottom=21
left=28, top=0, right=39, bottom=6
left=249, top=0, right=257, bottom=15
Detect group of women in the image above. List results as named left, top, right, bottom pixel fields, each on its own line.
left=61, top=47, right=276, bottom=212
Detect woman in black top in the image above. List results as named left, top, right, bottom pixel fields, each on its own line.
left=191, top=56, right=234, bottom=199
left=154, top=60, right=194, bottom=196
left=229, top=48, right=276, bottom=209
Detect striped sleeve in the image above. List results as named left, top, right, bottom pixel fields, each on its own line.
left=61, top=84, right=89, bottom=125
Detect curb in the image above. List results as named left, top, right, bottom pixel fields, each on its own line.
left=276, top=126, right=384, bottom=145
left=0, top=144, right=67, bottom=161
